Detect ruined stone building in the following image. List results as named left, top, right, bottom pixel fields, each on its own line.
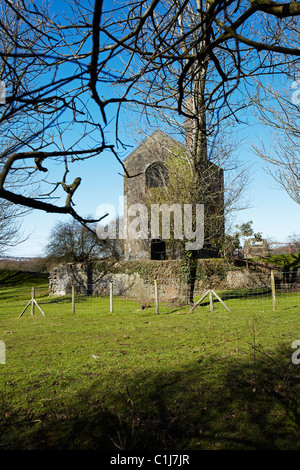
left=123, top=129, right=224, bottom=260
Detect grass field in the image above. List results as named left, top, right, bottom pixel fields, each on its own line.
left=251, top=253, right=300, bottom=268
left=0, top=274, right=300, bottom=450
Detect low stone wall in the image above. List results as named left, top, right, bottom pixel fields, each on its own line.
left=226, top=270, right=271, bottom=289
left=49, top=259, right=274, bottom=301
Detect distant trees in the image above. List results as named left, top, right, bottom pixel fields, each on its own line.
left=223, top=221, right=263, bottom=259
left=0, top=199, right=27, bottom=255
left=45, top=219, right=123, bottom=263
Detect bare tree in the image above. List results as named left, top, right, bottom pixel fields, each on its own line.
left=251, top=78, right=300, bottom=205
left=0, top=199, right=27, bottom=255
left=0, top=0, right=127, bottom=226
left=45, top=218, right=123, bottom=263
left=107, top=0, right=264, bottom=300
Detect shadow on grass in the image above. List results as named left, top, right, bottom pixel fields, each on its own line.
left=1, top=344, right=299, bottom=450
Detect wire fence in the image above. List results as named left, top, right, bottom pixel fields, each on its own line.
left=0, top=271, right=299, bottom=316
left=70, top=276, right=300, bottom=315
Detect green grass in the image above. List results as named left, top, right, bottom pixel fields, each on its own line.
left=0, top=278, right=299, bottom=450
left=250, top=253, right=300, bottom=269
left=0, top=269, right=49, bottom=286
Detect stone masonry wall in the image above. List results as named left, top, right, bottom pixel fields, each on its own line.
left=49, top=259, right=274, bottom=301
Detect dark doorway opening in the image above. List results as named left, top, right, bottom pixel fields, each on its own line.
left=151, top=239, right=166, bottom=260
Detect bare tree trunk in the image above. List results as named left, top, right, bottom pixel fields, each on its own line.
left=180, top=58, right=209, bottom=303
left=179, top=248, right=198, bottom=304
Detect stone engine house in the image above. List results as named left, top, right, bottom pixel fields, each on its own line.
left=123, top=129, right=224, bottom=261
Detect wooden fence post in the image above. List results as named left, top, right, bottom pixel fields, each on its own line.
left=110, top=282, right=113, bottom=313
left=189, top=289, right=231, bottom=314
left=72, top=285, right=75, bottom=314
left=19, top=287, right=46, bottom=317
left=154, top=279, right=159, bottom=315
left=271, top=270, right=277, bottom=311
left=31, top=287, right=35, bottom=315
left=209, top=290, right=214, bottom=312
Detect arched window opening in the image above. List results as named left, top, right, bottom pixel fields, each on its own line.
left=145, top=162, right=169, bottom=188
